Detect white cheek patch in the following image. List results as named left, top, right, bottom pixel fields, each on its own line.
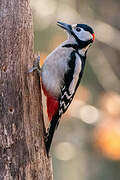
left=73, top=28, right=92, bottom=41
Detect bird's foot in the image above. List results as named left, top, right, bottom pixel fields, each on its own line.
left=28, top=56, right=41, bottom=75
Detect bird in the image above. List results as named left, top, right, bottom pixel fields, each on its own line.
left=29, top=21, right=95, bottom=156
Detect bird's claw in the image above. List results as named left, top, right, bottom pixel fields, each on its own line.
left=28, top=56, right=41, bottom=75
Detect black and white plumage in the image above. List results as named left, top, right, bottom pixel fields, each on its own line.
left=41, top=22, right=95, bottom=155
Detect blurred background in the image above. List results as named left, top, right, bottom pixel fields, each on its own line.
left=30, top=0, right=120, bottom=179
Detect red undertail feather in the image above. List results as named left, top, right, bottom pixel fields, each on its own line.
left=42, top=84, right=59, bottom=121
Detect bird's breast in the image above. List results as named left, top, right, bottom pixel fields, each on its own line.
left=41, top=47, right=73, bottom=98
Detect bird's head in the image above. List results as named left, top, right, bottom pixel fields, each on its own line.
left=57, top=21, right=95, bottom=51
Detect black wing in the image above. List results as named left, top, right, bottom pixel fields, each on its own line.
left=58, top=50, right=86, bottom=118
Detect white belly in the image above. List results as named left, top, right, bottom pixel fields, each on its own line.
left=41, top=46, right=73, bottom=98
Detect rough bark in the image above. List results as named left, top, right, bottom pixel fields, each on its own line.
left=0, top=0, right=53, bottom=179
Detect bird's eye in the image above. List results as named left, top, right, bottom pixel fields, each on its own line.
left=76, top=27, right=81, bottom=32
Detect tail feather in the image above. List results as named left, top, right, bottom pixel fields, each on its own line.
left=45, top=112, right=60, bottom=156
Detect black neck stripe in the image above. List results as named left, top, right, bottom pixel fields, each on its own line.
left=62, top=33, right=92, bottom=51
left=62, top=44, right=87, bottom=58
left=62, top=44, right=79, bottom=51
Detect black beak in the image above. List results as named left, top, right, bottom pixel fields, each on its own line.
left=57, top=21, right=72, bottom=33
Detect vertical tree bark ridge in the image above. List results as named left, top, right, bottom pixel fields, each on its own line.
left=0, top=0, right=53, bottom=179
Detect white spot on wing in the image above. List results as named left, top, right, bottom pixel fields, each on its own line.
left=59, top=109, right=63, bottom=116
left=60, top=101, right=70, bottom=109
left=61, top=91, right=72, bottom=99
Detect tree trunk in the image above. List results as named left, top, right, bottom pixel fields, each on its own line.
left=0, top=0, right=53, bottom=179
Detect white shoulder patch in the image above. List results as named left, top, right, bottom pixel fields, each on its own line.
left=69, top=53, right=82, bottom=94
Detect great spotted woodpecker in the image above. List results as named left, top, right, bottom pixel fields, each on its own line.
left=30, top=22, right=95, bottom=155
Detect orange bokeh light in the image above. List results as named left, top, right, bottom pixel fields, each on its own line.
left=95, top=120, right=120, bottom=160
left=99, top=92, right=120, bottom=118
